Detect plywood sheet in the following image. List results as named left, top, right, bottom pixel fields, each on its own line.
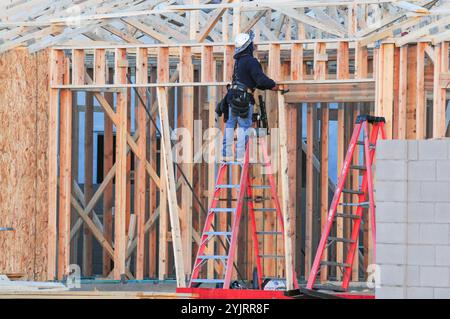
left=0, top=48, right=50, bottom=280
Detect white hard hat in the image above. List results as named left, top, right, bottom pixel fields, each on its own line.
left=234, top=31, right=255, bottom=54
left=235, top=33, right=250, bottom=48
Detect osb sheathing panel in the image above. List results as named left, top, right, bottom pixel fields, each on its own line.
left=0, top=49, right=50, bottom=280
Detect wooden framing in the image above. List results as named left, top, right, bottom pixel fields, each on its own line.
left=135, top=48, right=148, bottom=280
left=315, top=42, right=328, bottom=283
left=57, top=56, right=72, bottom=280
left=376, top=43, right=395, bottom=139
left=433, top=42, right=449, bottom=138
left=157, top=47, right=169, bottom=280
left=47, top=50, right=64, bottom=280
left=28, top=0, right=448, bottom=287
left=113, top=48, right=128, bottom=280
left=179, top=46, right=194, bottom=279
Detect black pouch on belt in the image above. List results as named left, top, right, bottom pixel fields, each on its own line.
left=230, top=81, right=251, bottom=118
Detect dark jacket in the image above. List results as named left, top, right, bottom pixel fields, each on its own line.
left=217, top=43, right=276, bottom=121
left=232, top=43, right=276, bottom=91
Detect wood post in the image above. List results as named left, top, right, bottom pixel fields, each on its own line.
left=179, top=46, right=194, bottom=278
left=376, top=43, right=395, bottom=139
left=398, top=46, right=408, bottom=139
left=57, top=56, right=72, bottom=280
left=314, top=42, right=328, bottom=283
left=288, top=43, right=302, bottom=279
left=113, top=48, right=128, bottom=280
left=135, top=48, right=148, bottom=279
left=433, top=42, right=448, bottom=138
left=336, top=41, right=349, bottom=280
left=278, top=91, right=294, bottom=290
left=157, top=86, right=187, bottom=287
left=416, top=43, right=426, bottom=139
left=48, top=49, right=64, bottom=280
left=99, top=52, right=114, bottom=277
left=157, top=47, right=169, bottom=280
left=267, top=43, right=281, bottom=277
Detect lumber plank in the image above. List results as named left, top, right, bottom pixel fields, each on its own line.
left=433, top=42, right=448, bottom=138
left=267, top=43, right=281, bottom=277
left=157, top=86, right=187, bottom=288
left=57, top=56, right=72, bottom=280
left=336, top=41, right=349, bottom=280
left=416, top=43, right=426, bottom=139
left=113, top=48, right=128, bottom=280
left=278, top=91, right=294, bottom=290
left=305, top=103, right=314, bottom=278
left=315, top=42, right=328, bottom=283
left=407, top=45, right=418, bottom=139
left=179, top=46, right=194, bottom=278
left=102, top=64, right=114, bottom=276
left=398, top=46, right=408, bottom=139
left=47, top=49, right=64, bottom=280
left=157, top=47, right=169, bottom=280
left=135, top=47, right=148, bottom=280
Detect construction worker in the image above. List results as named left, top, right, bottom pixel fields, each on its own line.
left=221, top=31, right=280, bottom=162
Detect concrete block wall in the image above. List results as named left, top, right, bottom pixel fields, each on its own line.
left=375, top=139, right=450, bottom=299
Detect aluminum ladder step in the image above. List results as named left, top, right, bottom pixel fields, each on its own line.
left=335, top=213, right=361, bottom=219
left=328, top=236, right=356, bottom=244
left=350, top=165, right=367, bottom=171
left=339, top=201, right=369, bottom=208
left=251, top=196, right=273, bottom=203
left=256, top=231, right=282, bottom=235
left=258, top=254, right=284, bottom=259
left=320, top=261, right=350, bottom=268
left=198, top=255, right=229, bottom=260
left=216, top=184, right=240, bottom=189
left=210, top=208, right=236, bottom=213
left=342, top=188, right=364, bottom=195
left=222, top=161, right=244, bottom=166
left=253, top=208, right=277, bottom=212
left=250, top=185, right=271, bottom=189
left=191, top=279, right=225, bottom=284
left=356, top=141, right=375, bottom=148
left=204, top=231, right=232, bottom=236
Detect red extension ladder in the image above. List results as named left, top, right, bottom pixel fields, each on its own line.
left=306, top=115, right=386, bottom=292
left=189, top=135, right=298, bottom=289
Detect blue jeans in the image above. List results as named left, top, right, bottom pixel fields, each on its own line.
left=222, top=104, right=254, bottom=159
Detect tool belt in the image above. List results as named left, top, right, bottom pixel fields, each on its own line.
left=229, top=81, right=253, bottom=118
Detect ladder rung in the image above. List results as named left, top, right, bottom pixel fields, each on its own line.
left=250, top=185, right=271, bottom=189
left=356, top=141, right=375, bottom=147
left=350, top=165, right=367, bottom=171
left=210, top=208, right=236, bottom=213
left=335, top=213, right=361, bottom=219
left=249, top=161, right=270, bottom=165
left=251, top=197, right=273, bottom=202
left=342, top=188, right=364, bottom=195
left=258, top=255, right=284, bottom=259
left=328, top=236, right=356, bottom=244
left=253, top=208, right=277, bottom=212
left=339, top=201, right=369, bottom=207
left=222, top=161, right=244, bottom=166
left=204, top=231, right=232, bottom=236
left=191, top=279, right=225, bottom=284
left=256, top=231, right=282, bottom=235
left=216, top=184, right=240, bottom=189
left=320, top=261, right=350, bottom=268
left=198, top=255, right=229, bottom=260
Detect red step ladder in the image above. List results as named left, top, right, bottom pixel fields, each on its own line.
left=189, top=135, right=298, bottom=289
left=306, top=115, right=386, bottom=292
